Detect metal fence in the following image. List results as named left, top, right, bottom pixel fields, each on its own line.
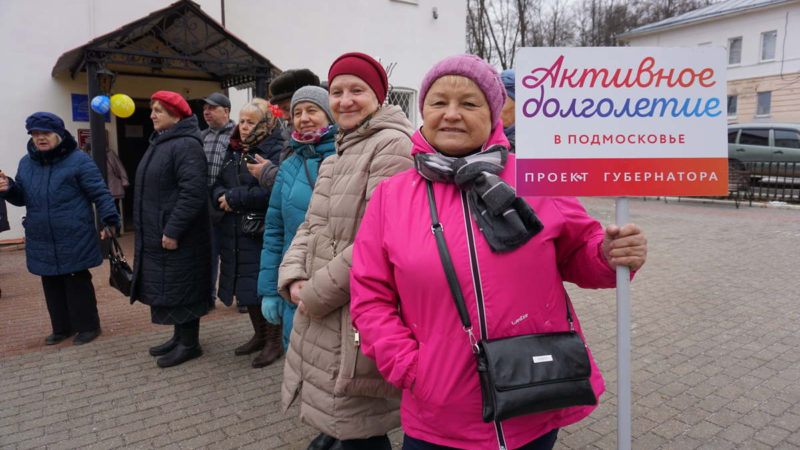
left=728, top=161, right=800, bottom=205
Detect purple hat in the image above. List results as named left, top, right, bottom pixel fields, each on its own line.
left=419, top=54, right=506, bottom=126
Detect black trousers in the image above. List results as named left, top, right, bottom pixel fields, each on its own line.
left=340, top=435, right=391, bottom=450
left=402, top=428, right=558, bottom=450
left=41, top=270, right=100, bottom=334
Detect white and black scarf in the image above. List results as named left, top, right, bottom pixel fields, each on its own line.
left=414, top=146, right=543, bottom=253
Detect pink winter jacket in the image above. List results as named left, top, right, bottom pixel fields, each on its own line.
left=350, top=126, right=620, bottom=449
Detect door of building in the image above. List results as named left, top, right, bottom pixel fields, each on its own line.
left=116, top=99, right=153, bottom=232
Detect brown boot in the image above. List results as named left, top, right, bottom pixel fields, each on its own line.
left=252, top=320, right=283, bottom=368
left=234, top=305, right=267, bottom=355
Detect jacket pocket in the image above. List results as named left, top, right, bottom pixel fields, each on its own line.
left=334, top=308, right=401, bottom=399
left=412, top=341, right=432, bottom=402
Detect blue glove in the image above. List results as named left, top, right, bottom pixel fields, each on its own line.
left=261, top=295, right=283, bottom=324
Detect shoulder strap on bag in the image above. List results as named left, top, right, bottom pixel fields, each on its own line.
left=426, top=180, right=472, bottom=329
left=302, top=154, right=316, bottom=189
left=107, top=235, right=127, bottom=263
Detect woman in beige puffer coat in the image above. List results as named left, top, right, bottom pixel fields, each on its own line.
left=277, top=52, right=413, bottom=450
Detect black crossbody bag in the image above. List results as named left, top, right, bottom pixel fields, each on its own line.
left=425, top=181, right=597, bottom=422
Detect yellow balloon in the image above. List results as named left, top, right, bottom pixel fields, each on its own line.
left=110, top=94, right=135, bottom=118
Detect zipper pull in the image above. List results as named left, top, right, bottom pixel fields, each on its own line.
left=353, top=327, right=360, bottom=347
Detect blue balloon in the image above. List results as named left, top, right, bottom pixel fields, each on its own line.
left=90, top=95, right=110, bottom=114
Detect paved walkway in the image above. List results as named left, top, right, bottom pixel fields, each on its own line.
left=1, top=197, right=799, bottom=449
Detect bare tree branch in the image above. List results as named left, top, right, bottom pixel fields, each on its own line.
left=466, top=0, right=718, bottom=66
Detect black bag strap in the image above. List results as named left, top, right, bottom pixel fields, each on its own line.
left=426, top=181, right=472, bottom=329
left=425, top=180, right=574, bottom=334
left=108, top=235, right=127, bottom=263
left=302, top=155, right=316, bottom=189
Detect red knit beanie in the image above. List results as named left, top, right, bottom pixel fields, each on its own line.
left=151, top=91, right=192, bottom=119
left=327, top=52, right=388, bottom=104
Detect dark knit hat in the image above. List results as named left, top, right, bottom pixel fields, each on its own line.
left=268, top=69, right=321, bottom=104
left=25, top=112, right=67, bottom=137
left=419, top=54, right=506, bottom=126
left=327, top=52, right=388, bottom=104
left=151, top=91, right=192, bottom=119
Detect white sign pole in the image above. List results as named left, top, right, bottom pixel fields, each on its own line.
left=615, top=196, right=631, bottom=450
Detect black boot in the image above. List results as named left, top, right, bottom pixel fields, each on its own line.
left=234, top=305, right=267, bottom=355
left=149, top=326, right=179, bottom=356
left=252, top=320, right=283, bottom=368
left=306, top=433, right=337, bottom=450
left=157, top=320, right=202, bottom=368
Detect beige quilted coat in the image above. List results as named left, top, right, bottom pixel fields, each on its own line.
left=277, top=105, right=414, bottom=440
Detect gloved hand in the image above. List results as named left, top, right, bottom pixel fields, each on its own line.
left=261, top=295, right=283, bottom=324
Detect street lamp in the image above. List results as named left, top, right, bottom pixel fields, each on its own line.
left=96, top=67, right=116, bottom=95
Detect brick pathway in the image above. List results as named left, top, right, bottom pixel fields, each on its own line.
left=0, top=235, right=241, bottom=357
left=1, top=198, right=799, bottom=449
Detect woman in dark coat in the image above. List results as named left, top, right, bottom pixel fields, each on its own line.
left=131, top=91, right=212, bottom=368
left=212, top=99, right=283, bottom=368
left=0, top=112, right=118, bottom=345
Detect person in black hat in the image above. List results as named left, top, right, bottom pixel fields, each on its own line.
left=269, top=69, right=321, bottom=119
left=0, top=112, right=119, bottom=346
left=201, top=92, right=237, bottom=311
left=246, top=69, right=322, bottom=187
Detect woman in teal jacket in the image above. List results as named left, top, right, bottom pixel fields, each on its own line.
left=258, top=86, right=337, bottom=349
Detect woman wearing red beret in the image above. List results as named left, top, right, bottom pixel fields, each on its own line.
left=130, top=91, right=212, bottom=368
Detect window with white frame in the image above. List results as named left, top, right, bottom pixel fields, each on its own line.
left=385, top=87, right=417, bottom=124
left=756, top=91, right=771, bottom=116
left=727, top=95, right=738, bottom=117
left=761, top=30, right=777, bottom=61
left=728, top=37, right=742, bottom=65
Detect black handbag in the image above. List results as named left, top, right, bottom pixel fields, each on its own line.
left=425, top=181, right=597, bottom=423
left=108, top=235, right=133, bottom=297
left=240, top=212, right=265, bottom=238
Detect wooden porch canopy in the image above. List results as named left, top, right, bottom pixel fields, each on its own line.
left=51, top=0, right=280, bottom=180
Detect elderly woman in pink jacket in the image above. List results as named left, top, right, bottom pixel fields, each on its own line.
left=350, top=54, right=647, bottom=450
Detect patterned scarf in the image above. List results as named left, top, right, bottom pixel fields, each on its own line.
left=292, top=125, right=335, bottom=145
left=237, top=116, right=279, bottom=151
left=414, top=146, right=543, bottom=253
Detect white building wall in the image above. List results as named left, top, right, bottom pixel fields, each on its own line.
left=225, top=1, right=463, bottom=94
left=624, top=3, right=800, bottom=81
left=0, top=0, right=465, bottom=239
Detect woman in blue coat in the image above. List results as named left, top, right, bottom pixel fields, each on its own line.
left=212, top=99, right=284, bottom=368
left=0, top=112, right=119, bottom=346
left=258, top=86, right=336, bottom=353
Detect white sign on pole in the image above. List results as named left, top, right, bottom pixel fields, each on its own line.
left=514, top=47, right=727, bottom=450
left=515, top=47, right=728, bottom=197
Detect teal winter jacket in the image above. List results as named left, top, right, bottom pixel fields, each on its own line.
left=257, top=126, right=337, bottom=301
